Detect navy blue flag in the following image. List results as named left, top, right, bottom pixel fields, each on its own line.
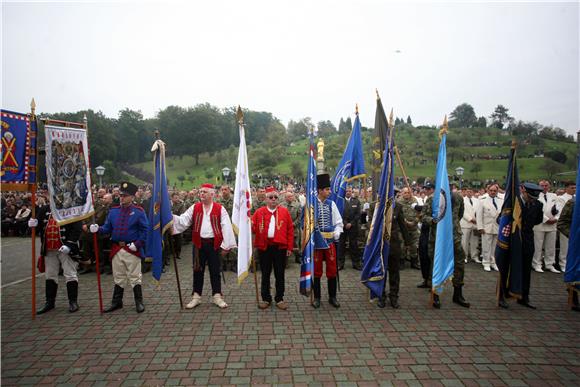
left=330, top=109, right=366, bottom=215
left=495, top=143, right=524, bottom=298
left=361, top=100, right=394, bottom=300
left=300, top=133, right=318, bottom=296
left=431, top=121, right=454, bottom=295
left=564, top=158, right=580, bottom=287
left=1, top=109, right=37, bottom=191
left=146, top=139, right=174, bottom=282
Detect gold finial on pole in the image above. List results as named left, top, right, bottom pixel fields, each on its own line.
left=83, top=113, right=88, bottom=124
left=236, top=105, right=244, bottom=125
left=355, top=104, right=359, bottom=115
left=154, top=129, right=160, bottom=140
left=375, top=89, right=380, bottom=100
left=30, top=98, right=36, bottom=118
left=388, top=108, right=394, bottom=129
left=439, top=115, right=448, bottom=139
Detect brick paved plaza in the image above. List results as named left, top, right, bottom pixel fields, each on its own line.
left=2, top=243, right=579, bottom=386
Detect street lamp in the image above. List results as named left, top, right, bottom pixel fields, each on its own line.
left=221, top=167, right=231, bottom=184
left=455, top=166, right=464, bottom=189
left=95, top=165, right=106, bottom=188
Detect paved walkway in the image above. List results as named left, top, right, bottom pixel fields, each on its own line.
left=2, top=243, right=579, bottom=386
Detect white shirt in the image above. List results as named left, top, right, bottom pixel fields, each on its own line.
left=172, top=202, right=237, bottom=250
left=267, top=207, right=276, bottom=238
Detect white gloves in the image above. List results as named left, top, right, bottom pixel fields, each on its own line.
left=28, top=218, right=38, bottom=227
left=411, top=203, right=417, bottom=209
left=128, top=243, right=138, bottom=252
left=333, top=231, right=341, bottom=241
left=58, top=245, right=71, bottom=254
left=89, top=224, right=99, bottom=233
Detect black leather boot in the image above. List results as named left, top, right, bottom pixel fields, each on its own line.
left=103, top=285, right=124, bottom=313
left=328, top=278, right=340, bottom=308
left=572, top=291, right=580, bottom=312
left=133, top=284, right=145, bottom=313
left=37, top=280, right=58, bottom=314
left=312, top=278, right=321, bottom=308
left=452, top=286, right=470, bottom=308
left=432, top=293, right=441, bottom=309
left=377, top=292, right=387, bottom=308
left=389, top=295, right=400, bottom=309
left=66, top=281, right=79, bottom=313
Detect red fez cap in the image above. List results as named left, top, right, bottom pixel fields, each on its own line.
left=201, top=183, right=214, bottom=189
left=265, top=186, right=276, bottom=193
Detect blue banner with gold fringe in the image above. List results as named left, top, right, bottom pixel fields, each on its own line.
left=1, top=109, right=37, bottom=191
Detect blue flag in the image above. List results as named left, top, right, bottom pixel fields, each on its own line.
left=564, top=158, right=580, bottom=287
left=1, top=109, right=38, bottom=191
left=300, top=133, right=318, bottom=296
left=330, top=111, right=366, bottom=215
left=432, top=127, right=454, bottom=295
left=146, top=140, right=174, bottom=282
left=495, top=144, right=524, bottom=298
left=361, top=98, right=394, bottom=300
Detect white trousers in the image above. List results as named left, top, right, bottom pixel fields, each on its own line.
left=558, top=234, right=568, bottom=270
left=461, top=228, right=479, bottom=261
left=481, top=233, right=498, bottom=268
left=45, top=250, right=78, bottom=283
left=112, top=249, right=142, bottom=288
left=532, top=230, right=556, bottom=270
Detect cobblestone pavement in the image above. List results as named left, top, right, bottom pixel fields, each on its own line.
left=2, top=242, right=579, bottom=386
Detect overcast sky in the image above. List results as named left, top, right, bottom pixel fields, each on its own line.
left=2, top=0, right=579, bottom=134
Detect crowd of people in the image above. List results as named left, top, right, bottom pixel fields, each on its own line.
left=5, top=174, right=578, bottom=314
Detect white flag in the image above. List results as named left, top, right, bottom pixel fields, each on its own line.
left=232, top=110, right=253, bottom=284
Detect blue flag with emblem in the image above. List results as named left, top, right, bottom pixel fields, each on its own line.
left=300, top=133, right=318, bottom=296
left=360, top=98, right=394, bottom=300
left=146, top=139, right=174, bottom=282
left=1, top=109, right=38, bottom=191
left=564, top=158, right=580, bottom=287
left=495, top=143, right=524, bottom=298
left=432, top=121, right=454, bottom=295
left=330, top=109, right=366, bottom=215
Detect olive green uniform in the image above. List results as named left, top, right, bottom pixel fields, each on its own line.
left=398, top=196, right=419, bottom=268
left=217, top=196, right=237, bottom=272
left=282, top=199, right=302, bottom=263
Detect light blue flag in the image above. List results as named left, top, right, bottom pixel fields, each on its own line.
left=146, top=139, right=174, bottom=282
left=432, top=127, right=454, bottom=295
left=330, top=111, right=366, bottom=215
left=564, top=158, right=580, bottom=287
left=361, top=98, right=394, bottom=300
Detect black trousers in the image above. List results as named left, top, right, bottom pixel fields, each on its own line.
left=259, top=245, right=286, bottom=303
left=521, top=245, right=534, bottom=301
left=193, top=239, right=221, bottom=296
left=418, top=226, right=431, bottom=281
left=338, top=228, right=360, bottom=267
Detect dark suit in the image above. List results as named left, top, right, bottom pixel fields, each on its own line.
left=338, top=197, right=362, bottom=269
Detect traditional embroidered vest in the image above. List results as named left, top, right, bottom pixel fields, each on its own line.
left=191, top=202, right=224, bottom=250
left=317, top=199, right=334, bottom=233
left=45, top=217, right=63, bottom=251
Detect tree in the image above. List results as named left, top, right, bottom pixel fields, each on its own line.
left=476, top=116, right=487, bottom=128
left=338, top=118, right=349, bottom=133
left=288, top=118, right=312, bottom=139
left=470, top=162, right=482, bottom=178
left=344, top=117, right=352, bottom=133
left=117, top=109, right=145, bottom=164
left=317, top=120, right=337, bottom=136
left=406, top=115, right=412, bottom=125
left=490, top=104, right=513, bottom=129
left=449, top=103, right=477, bottom=128
left=541, top=159, right=564, bottom=180
left=290, top=161, right=304, bottom=180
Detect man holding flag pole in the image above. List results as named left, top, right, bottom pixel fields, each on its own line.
left=559, top=158, right=579, bottom=311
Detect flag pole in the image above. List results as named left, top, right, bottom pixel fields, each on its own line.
left=394, top=145, right=412, bottom=191
left=30, top=98, right=38, bottom=320
left=156, top=129, right=184, bottom=309
left=84, top=113, right=104, bottom=313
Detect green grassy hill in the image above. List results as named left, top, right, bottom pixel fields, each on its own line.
left=130, top=126, right=578, bottom=190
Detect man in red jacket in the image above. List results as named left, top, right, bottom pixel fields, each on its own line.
left=252, top=186, right=294, bottom=310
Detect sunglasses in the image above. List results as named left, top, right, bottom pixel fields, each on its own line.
left=267, top=195, right=278, bottom=199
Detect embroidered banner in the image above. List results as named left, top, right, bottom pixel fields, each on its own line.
left=1, top=109, right=37, bottom=191
left=45, top=125, right=94, bottom=225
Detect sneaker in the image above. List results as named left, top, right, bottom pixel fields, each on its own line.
left=546, top=267, right=561, bottom=273
left=186, top=293, right=202, bottom=309
left=275, top=301, right=288, bottom=310
left=483, top=266, right=491, bottom=272
left=533, top=267, right=544, bottom=273
left=212, top=294, right=228, bottom=309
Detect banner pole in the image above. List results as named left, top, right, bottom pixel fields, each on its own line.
left=83, top=113, right=103, bottom=313
left=30, top=99, right=37, bottom=320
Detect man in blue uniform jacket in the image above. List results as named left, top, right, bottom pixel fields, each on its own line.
left=90, top=182, right=149, bottom=313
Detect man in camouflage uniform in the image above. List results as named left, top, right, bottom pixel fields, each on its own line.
left=557, top=196, right=579, bottom=312
left=398, top=187, right=420, bottom=270
left=166, top=192, right=185, bottom=267
left=253, top=187, right=267, bottom=213
left=378, top=195, right=411, bottom=309
left=421, top=189, right=470, bottom=309
left=281, top=191, right=302, bottom=264
left=218, top=185, right=237, bottom=272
